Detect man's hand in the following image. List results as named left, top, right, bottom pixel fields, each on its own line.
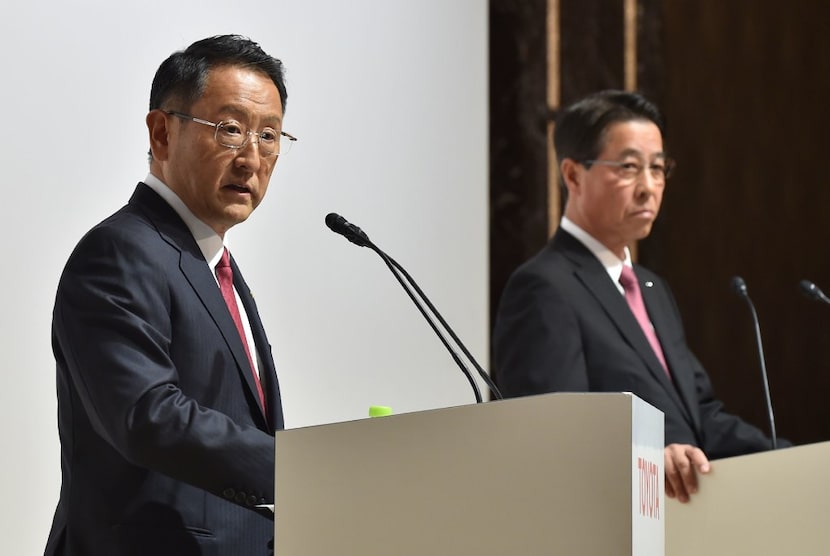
left=664, top=443, right=710, bottom=503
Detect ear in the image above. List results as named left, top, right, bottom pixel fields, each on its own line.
left=560, top=158, right=583, bottom=199
left=146, top=110, right=171, bottom=162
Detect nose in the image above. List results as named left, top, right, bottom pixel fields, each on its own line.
left=636, top=168, right=663, bottom=194
left=234, top=135, right=263, bottom=171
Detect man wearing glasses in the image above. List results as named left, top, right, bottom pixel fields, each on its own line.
left=493, top=90, right=779, bottom=504
left=46, top=35, right=296, bottom=555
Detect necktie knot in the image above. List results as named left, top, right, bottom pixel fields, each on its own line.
left=217, top=248, right=231, bottom=270
left=619, top=264, right=639, bottom=292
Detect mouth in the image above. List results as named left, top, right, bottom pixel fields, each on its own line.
left=223, top=183, right=252, bottom=195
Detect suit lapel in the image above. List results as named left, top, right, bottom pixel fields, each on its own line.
left=556, top=231, right=695, bottom=425
left=231, top=255, right=284, bottom=431
left=575, top=261, right=673, bottom=386
left=129, top=183, right=270, bottom=429
left=639, top=276, right=700, bottom=431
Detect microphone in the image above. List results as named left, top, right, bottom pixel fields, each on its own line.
left=799, top=279, right=830, bottom=305
left=730, top=276, right=777, bottom=450
left=325, top=213, right=371, bottom=248
left=325, top=212, right=503, bottom=402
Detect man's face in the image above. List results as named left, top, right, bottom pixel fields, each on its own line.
left=148, top=65, right=284, bottom=236
left=563, top=120, right=667, bottom=258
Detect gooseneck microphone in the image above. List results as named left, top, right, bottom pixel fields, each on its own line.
left=325, top=212, right=503, bottom=403
left=730, top=276, right=777, bottom=450
left=325, top=213, right=372, bottom=248
left=799, top=279, right=830, bottom=306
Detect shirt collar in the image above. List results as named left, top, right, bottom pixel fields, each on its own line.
left=143, top=173, right=226, bottom=268
left=560, top=216, right=632, bottom=287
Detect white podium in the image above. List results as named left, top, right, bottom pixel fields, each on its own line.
left=667, top=441, right=830, bottom=555
left=274, top=392, right=664, bottom=555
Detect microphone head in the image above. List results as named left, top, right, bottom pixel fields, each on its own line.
left=324, top=212, right=371, bottom=247
left=799, top=279, right=820, bottom=299
left=799, top=279, right=830, bottom=305
left=325, top=212, right=348, bottom=233
left=730, top=276, right=748, bottom=298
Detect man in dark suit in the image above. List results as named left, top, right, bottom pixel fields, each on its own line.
left=46, top=35, right=297, bottom=555
left=493, top=90, right=779, bottom=504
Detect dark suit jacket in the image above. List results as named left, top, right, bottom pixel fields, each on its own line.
left=46, top=183, right=284, bottom=556
left=493, top=228, right=775, bottom=459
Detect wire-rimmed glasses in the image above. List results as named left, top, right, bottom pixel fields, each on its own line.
left=582, top=157, right=675, bottom=184
left=164, top=110, right=297, bottom=157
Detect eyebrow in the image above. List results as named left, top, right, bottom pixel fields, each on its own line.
left=615, top=148, right=666, bottom=161
left=215, top=104, right=283, bottom=127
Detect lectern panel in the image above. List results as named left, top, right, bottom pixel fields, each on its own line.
left=276, top=392, right=664, bottom=555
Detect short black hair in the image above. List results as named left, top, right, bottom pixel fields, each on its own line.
left=149, top=34, right=287, bottom=113
left=554, top=90, right=665, bottom=164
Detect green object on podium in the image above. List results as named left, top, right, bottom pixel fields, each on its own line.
left=368, top=405, right=393, bottom=418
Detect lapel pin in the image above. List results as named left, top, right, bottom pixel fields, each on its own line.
left=645, top=281, right=654, bottom=288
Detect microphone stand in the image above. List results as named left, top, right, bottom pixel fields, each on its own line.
left=731, top=276, right=778, bottom=450
left=371, top=246, right=483, bottom=403
left=384, top=255, right=502, bottom=400
left=326, top=213, right=503, bottom=402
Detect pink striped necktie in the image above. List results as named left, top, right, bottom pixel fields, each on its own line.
left=216, top=248, right=267, bottom=412
left=619, top=265, right=670, bottom=378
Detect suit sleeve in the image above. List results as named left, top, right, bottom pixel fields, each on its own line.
left=686, top=349, right=789, bottom=457
left=53, top=225, right=275, bottom=509
left=493, top=265, right=589, bottom=397
left=659, top=279, right=786, bottom=458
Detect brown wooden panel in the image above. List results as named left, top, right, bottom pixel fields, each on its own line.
left=489, top=0, right=550, bottom=331
left=639, top=0, right=830, bottom=445
left=559, top=0, right=626, bottom=104
left=491, top=0, right=830, bottom=445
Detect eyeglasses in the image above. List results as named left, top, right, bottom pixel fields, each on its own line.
left=164, top=110, right=297, bottom=157
left=582, top=158, right=675, bottom=184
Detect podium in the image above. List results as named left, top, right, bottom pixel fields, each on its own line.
left=666, top=441, right=830, bottom=555
left=274, top=392, right=664, bottom=555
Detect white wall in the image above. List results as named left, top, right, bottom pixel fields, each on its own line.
left=0, top=1, right=488, bottom=553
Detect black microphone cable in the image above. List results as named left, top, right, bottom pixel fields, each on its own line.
left=325, top=213, right=503, bottom=402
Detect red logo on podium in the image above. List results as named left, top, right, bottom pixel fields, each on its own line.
left=637, top=456, right=660, bottom=519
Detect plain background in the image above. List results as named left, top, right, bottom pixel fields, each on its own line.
left=0, top=2, right=487, bottom=553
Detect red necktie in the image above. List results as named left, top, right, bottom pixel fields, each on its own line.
left=619, top=265, right=670, bottom=378
left=216, top=248, right=267, bottom=412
